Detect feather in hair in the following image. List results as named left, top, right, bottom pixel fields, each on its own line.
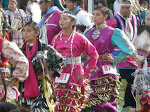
left=30, top=2, right=41, bottom=24
left=133, top=30, right=150, bottom=52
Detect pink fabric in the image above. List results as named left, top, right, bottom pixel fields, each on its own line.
left=107, top=16, right=138, bottom=69
left=24, top=40, right=40, bottom=98
left=107, top=17, right=118, bottom=29
left=45, top=11, right=62, bottom=45
left=52, top=32, right=99, bottom=111
left=52, top=32, right=99, bottom=79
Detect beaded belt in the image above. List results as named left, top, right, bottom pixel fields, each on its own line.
left=63, top=56, right=81, bottom=66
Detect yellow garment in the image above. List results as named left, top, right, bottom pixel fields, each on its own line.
left=43, top=75, right=56, bottom=112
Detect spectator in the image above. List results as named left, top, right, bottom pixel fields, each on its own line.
left=39, top=0, right=62, bottom=44
left=66, top=0, right=93, bottom=29
left=107, top=0, right=140, bottom=111
left=1, top=0, right=9, bottom=10
left=5, top=0, right=26, bottom=48
left=140, top=1, right=148, bottom=24
left=140, top=1, right=148, bottom=9
left=97, top=0, right=114, bottom=19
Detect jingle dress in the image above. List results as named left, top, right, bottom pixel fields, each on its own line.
left=52, top=31, right=99, bottom=112
left=5, top=8, right=26, bottom=48
left=21, top=39, right=64, bottom=112
left=84, top=26, right=135, bottom=112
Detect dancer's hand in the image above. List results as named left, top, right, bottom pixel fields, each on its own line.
left=75, top=75, right=87, bottom=82
left=102, top=53, right=114, bottom=63
left=47, top=70, right=55, bottom=77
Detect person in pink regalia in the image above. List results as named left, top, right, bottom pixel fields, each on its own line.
left=39, top=0, right=62, bottom=45
left=51, top=12, right=99, bottom=112
left=107, top=0, right=140, bottom=110
left=83, top=6, right=136, bottom=112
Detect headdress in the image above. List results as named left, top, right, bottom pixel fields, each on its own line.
left=62, top=12, right=76, bottom=22
left=120, top=0, right=133, bottom=6
left=26, top=1, right=41, bottom=24
left=120, top=0, right=139, bottom=11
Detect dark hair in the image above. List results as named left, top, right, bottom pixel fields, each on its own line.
left=24, top=21, right=39, bottom=33
left=94, top=2, right=98, bottom=6
left=122, top=0, right=132, bottom=3
left=0, top=102, right=18, bottom=112
left=62, top=11, right=76, bottom=22
left=45, top=0, right=54, bottom=6
left=137, top=25, right=150, bottom=36
left=97, top=0, right=107, bottom=7
left=61, top=11, right=76, bottom=29
left=69, top=0, right=81, bottom=6
left=76, top=24, right=86, bottom=33
left=141, top=1, right=148, bottom=5
left=94, top=6, right=109, bottom=16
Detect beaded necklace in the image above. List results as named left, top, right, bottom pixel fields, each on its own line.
left=59, top=31, right=74, bottom=43
left=53, top=30, right=76, bottom=75
left=92, top=23, right=106, bottom=40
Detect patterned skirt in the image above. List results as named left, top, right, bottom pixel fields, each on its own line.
left=86, top=74, right=120, bottom=112
left=54, top=81, right=89, bottom=112
left=21, top=81, right=49, bottom=112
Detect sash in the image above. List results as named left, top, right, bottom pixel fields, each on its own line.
left=115, top=14, right=138, bottom=41
left=40, top=12, right=55, bottom=44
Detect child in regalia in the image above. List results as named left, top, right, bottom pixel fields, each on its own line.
left=20, top=21, right=64, bottom=112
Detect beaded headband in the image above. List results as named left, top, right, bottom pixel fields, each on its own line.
left=62, top=13, right=77, bottom=22
left=120, top=3, right=133, bottom=6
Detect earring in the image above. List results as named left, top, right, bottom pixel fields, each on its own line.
left=74, top=6, right=76, bottom=7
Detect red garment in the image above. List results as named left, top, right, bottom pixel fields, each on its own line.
left=0, top=37, right=9, bottom=68
left=135, top=91, right=150, bottom=112
left=24, top=40, right=40, bottom=98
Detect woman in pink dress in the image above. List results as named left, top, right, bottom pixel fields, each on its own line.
left=51, top=12, right=99, bottom=112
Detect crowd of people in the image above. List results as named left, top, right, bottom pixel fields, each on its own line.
left=0, top=0, right=149, bottom=112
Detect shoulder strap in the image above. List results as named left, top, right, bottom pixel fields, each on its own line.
left=114, top=14, right=125, bottom=31
left=44, top=12, right=56, bottom=24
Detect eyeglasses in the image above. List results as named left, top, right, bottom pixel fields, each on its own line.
left=38, top=1, right=46, bottom=4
